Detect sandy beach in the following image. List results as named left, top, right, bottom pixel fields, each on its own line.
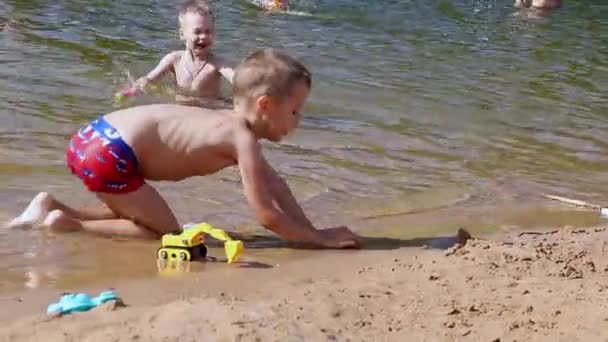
left=1, top=224, right=607, bottom=341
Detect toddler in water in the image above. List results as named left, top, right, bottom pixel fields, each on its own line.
left=8, top=49, right=361, bottom=249
left=121, top=0, right=234, bottom=106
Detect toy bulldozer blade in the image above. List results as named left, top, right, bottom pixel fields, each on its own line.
left=187, top=223, right=244, bottom=264
left=224, top=240, right=244, bottom=264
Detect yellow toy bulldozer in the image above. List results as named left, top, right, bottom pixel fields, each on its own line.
left=156, top=223, right=244, bottom=264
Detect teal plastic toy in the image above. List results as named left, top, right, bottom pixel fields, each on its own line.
left=47, top=290, right=119, bottom=315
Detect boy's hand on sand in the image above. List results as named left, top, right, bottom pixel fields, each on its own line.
left=318, top=226, right=362, bottom=249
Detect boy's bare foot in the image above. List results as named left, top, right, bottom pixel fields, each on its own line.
left=5, top=192, right=54, bottom=229
left=43, top=210, right=82, bottom=232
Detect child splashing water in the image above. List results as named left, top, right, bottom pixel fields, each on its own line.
left=119, top=0, right=234, bottom=107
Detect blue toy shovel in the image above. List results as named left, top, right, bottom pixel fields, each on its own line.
left=47, top=290, right=119, bottom=315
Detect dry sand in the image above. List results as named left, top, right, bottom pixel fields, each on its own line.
left=1, top=225, right=608, bottom=341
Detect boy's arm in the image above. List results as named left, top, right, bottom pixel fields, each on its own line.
left=263, top=162, right=313, bottom=228
left=236, top=132, right=322, bottom=245
left=263, top=163, right=361, bottom=248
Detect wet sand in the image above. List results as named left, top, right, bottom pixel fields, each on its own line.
left=1, top=224, right=607, bottom=341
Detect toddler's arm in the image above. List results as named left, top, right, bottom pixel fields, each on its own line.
left=129, top=51, right=181, bottom=93
left=115, top=52, right=179, bottom=104
left=211, top=55, right=234, bottom=84
left=115, top=52, right=180, bottom=104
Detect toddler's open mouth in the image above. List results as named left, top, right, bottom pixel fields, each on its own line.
left=194, top=41, right=209, bottom=52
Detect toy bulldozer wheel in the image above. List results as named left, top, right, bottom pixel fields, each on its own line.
left=197, top=244, right=208, bottom=258
left=179, top=251, right=188, bottom=261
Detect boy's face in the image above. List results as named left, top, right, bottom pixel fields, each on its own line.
left=180, top=12, right=215, bottom=58
left=258, top=81, right=310, bottom=142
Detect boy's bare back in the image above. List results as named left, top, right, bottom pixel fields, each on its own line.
left=106, top=104, right=244, bottom=181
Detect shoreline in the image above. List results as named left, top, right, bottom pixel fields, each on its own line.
left=0, top=194, right=604, bottom=294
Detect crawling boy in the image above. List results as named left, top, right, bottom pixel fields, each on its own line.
left=122, top=0, right=234, bottom=106
left=8, top=49, right=361, bottom=249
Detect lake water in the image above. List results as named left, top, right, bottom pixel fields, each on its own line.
left=1, top=0, right=607, bottom=292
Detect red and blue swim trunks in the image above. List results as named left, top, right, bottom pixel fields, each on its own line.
left=65, top=117, right=144, bottom=194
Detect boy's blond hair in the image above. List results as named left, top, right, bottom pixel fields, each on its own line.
left=178, top=0, right=213, bottom=26
left=233, top=49, right=312, bottom=104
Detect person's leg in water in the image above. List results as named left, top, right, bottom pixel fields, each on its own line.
left=43, top=183, right=181, bottom=239
left=5, top=192, right=116, bottom=228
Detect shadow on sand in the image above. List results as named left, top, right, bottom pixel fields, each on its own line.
left=217, top=228, right=473, bottom=251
